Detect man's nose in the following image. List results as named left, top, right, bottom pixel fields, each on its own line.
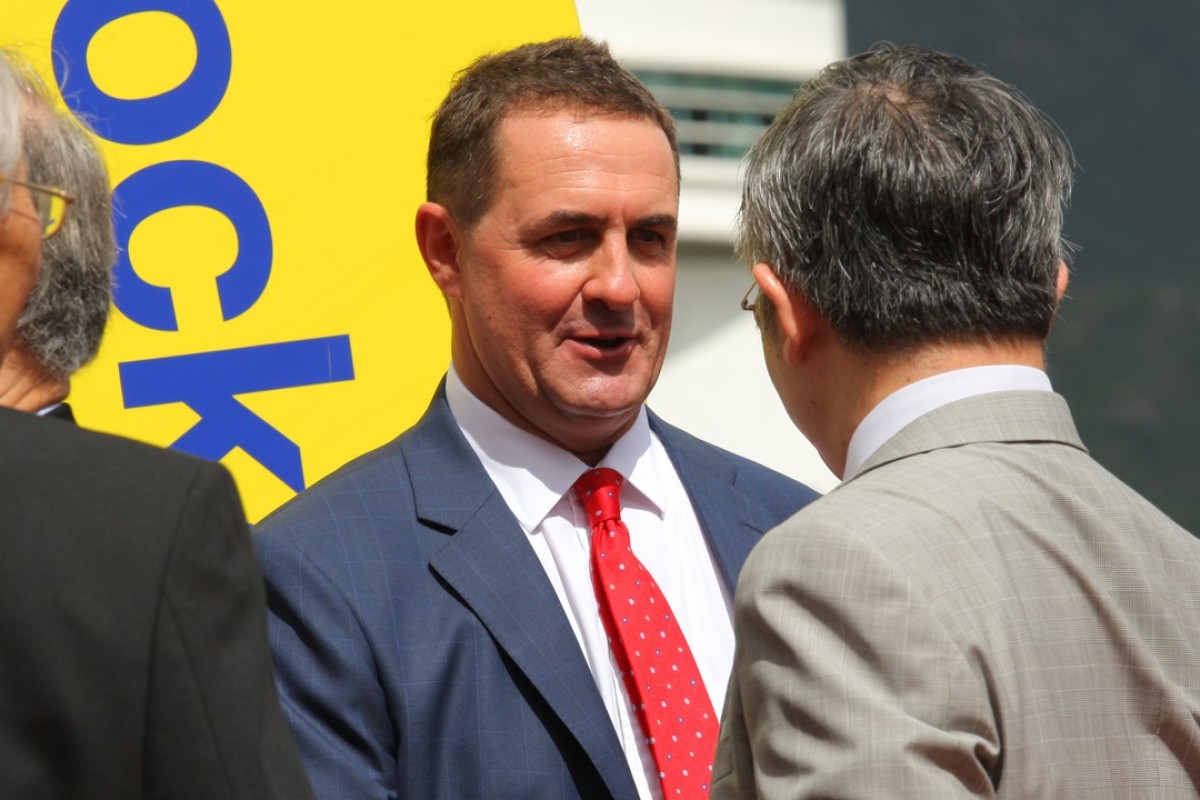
left=582, top=236, right=640, bottom=308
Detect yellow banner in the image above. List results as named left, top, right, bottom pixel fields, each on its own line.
left=9, top=1, right=580, bottom=521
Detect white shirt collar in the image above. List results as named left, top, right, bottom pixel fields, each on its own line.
left=844, top=365, right=1053, bottom=478
left=444, top=366, right=665, bottom=533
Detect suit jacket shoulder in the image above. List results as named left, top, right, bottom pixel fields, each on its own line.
left=0, top=407, right=313, bottom=800
left=257, top=394, right=820, bottom=566
left=716, top=391, right=1200, bottom=799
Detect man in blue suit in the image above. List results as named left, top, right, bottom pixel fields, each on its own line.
left=255, top=37, right=818, bottom=800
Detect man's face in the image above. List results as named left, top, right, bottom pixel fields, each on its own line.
left=0, top=174, right=44, bottom=355
left=448, top=110, right=678, bottom=462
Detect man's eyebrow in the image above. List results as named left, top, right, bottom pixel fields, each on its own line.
left=633, top=214, right=677, bottom=232
left=531, top=211, right=678, bottom=232
left=539, top=210, right=604, bottom=228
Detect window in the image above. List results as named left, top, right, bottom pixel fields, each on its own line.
left=635, top=71, right=799, bottom=158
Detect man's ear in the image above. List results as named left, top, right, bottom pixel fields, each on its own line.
left=1046, top=259, right=1071, bottom=331
left=1055, top=260, right=1070, bottom=304
left=752, top=262, right=820, bottom=365
left=415, top=202, right=463, bottom=298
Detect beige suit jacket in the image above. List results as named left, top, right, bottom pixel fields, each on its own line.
left=714, top=391, right=1200, bottom=799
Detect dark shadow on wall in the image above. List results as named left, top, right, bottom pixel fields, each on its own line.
left=844, top=0, right=1200, bottom=532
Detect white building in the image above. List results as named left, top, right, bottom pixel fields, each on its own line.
left=576, top=0, right=844, bottom=491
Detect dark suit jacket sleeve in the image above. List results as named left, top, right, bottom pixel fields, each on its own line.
left=143, top=463, right=315, bottom=800
left=256, top=523, right=398, bottom=800
left=713, top=516, right=999, bottom=800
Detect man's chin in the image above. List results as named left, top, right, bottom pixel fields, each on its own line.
left=557, top=399, right=643, bottom=423
left=549, top=379, right=653, bottom=422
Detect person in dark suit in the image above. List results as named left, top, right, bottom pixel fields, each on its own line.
left=0, top=407, right=316, bottom=800
left=0, top=54, right=113, bottom=419
left=713, top=44, right=1200, bottom=798
left=255, top=37, right=818, bottom=800
left=0, top=51, right=314, bottom=800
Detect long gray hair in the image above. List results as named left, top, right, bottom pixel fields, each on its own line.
left=10, top=55, right=115, bottom=377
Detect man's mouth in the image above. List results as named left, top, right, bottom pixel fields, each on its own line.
left=570, top=333, right=637, bottom=356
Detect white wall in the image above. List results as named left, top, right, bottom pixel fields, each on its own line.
left=575, top=0, right=845, bottom=79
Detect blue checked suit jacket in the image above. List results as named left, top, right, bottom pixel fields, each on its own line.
left=255, top=381, right=817, bottom=800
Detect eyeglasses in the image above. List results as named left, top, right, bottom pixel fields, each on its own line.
left=740, top=280, right=760, bottom=311
left=0, top=175, right=74, bottom=239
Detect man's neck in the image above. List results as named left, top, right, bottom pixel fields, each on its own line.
left=815, top=338, right=1048, bottom=477
left=0, top=346, right=69, bottom=414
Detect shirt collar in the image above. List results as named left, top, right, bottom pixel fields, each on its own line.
left=34, top=402, right=63, bottom=417
left=445, top=366, right=665, bottom=533
left=844, top=365, right=1053, bottom=478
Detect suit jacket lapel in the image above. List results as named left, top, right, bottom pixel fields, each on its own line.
left=408, top=388, right=639, bottom=800
left=650, top=413, right=770, bottom=588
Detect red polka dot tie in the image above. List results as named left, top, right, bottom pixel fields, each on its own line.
left=574, top=468, right=718, bottom=799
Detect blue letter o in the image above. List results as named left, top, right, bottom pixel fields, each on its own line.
left=52, top=0, right=231, bottom=145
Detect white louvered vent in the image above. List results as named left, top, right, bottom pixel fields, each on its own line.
left=636, top=71, right=798, bottom=160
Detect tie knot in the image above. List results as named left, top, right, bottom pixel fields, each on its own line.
left=573, top=467, right=624, bottom=524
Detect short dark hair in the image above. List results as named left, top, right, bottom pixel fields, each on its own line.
left=426, top=36, right=679, bottom=228
left=739, top=43, right=1074, bottom=351
left=12, top=64, right=114, bottom=378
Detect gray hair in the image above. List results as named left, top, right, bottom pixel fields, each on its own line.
left=738, top=43, right=1074, bottom=351
left=12, top=62, right=115, bottom=378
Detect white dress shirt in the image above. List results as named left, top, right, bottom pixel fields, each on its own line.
left=845, top=365, right=1054, bottom=478
left=445, top=367, right=734, bottom=800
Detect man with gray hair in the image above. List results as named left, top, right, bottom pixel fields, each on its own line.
left=0, top=70, right=113, bottom=419
left=714, top=44, right=1200, bottom=798
left=0, top=51, right=313, bottom=800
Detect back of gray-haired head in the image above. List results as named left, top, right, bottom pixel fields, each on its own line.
left=12, top=65, right=114, bottom=378
left=738, top=43, right=1074, bottom=351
